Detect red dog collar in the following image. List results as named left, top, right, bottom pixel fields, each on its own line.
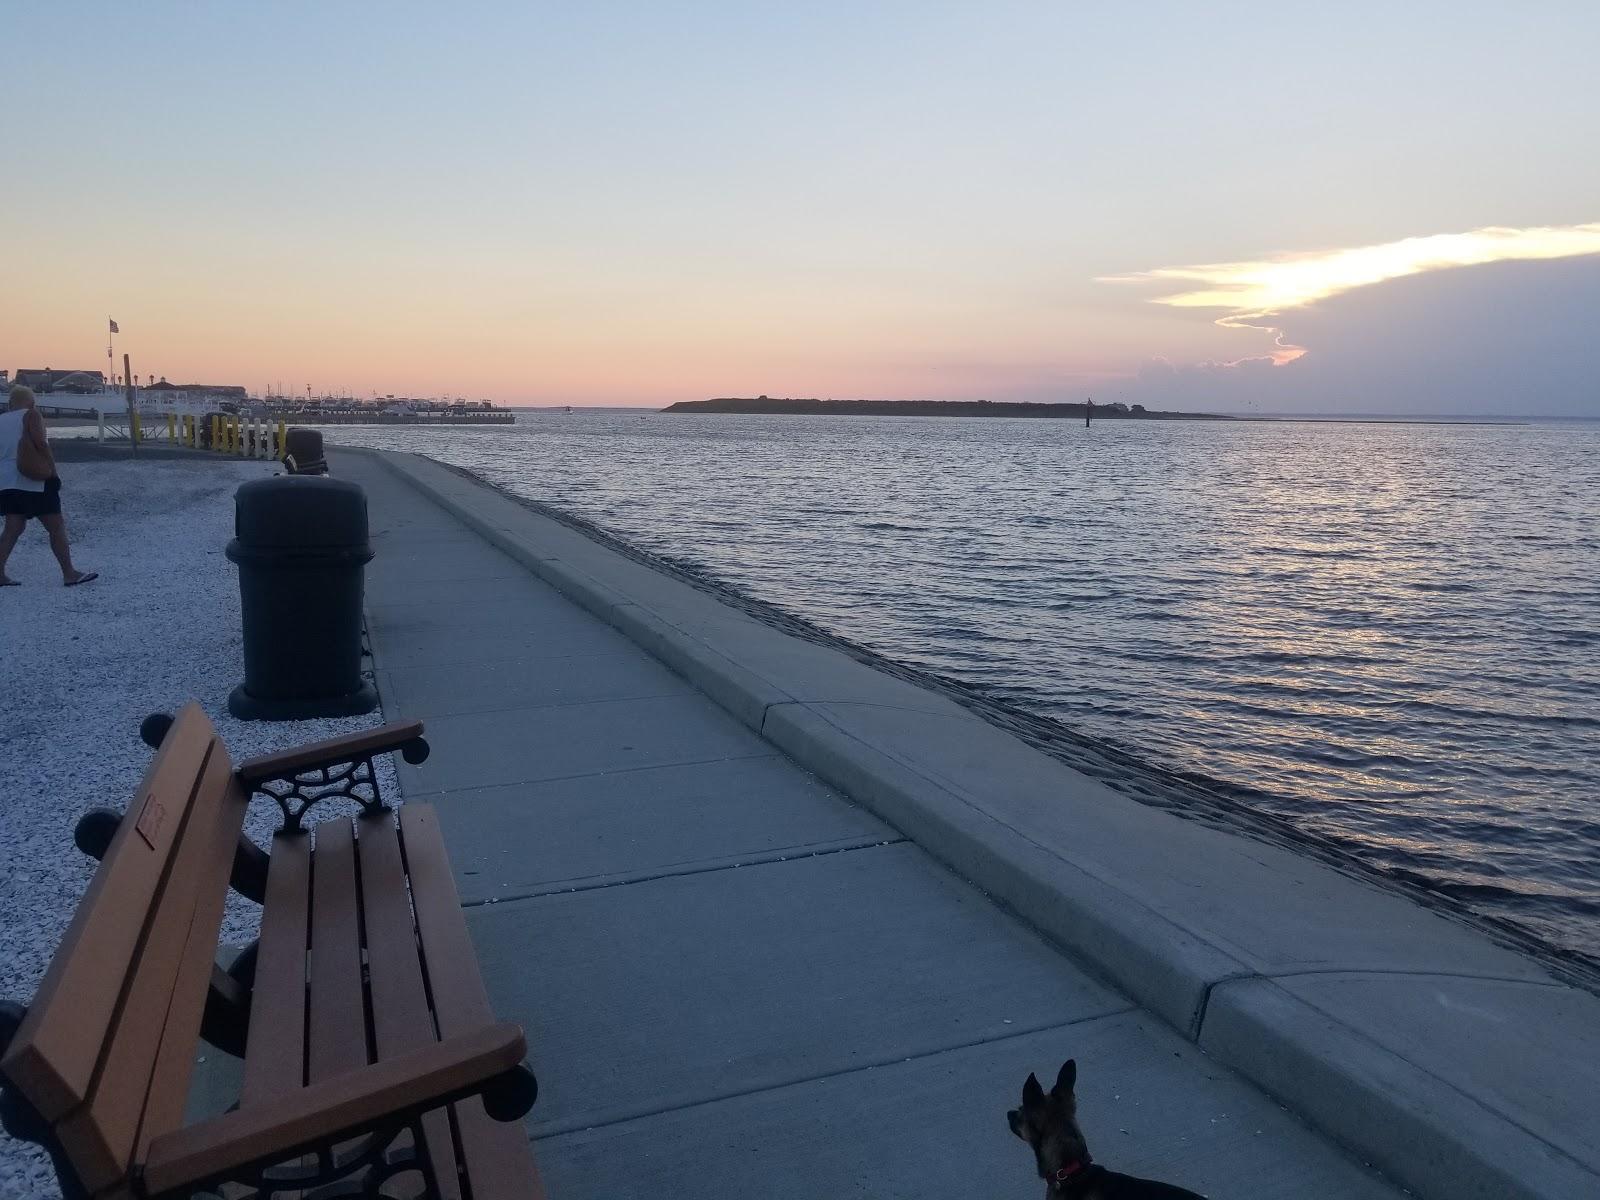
left=1052, top=1157, right=1092, bottom=1186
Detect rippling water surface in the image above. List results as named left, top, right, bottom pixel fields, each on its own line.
left=330, top=412, right=1600, bottom=961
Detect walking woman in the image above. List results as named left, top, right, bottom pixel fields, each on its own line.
left=0, top=385, right=97, bottom=587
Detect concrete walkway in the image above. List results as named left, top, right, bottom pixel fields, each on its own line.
left=343, top=452, right=1403, bottom=1200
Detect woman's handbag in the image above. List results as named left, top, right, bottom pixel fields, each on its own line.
left=16, top=420, right=53, bottom=482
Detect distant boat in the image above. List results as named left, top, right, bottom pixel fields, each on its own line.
left=564, top=406, right=573, bottom=414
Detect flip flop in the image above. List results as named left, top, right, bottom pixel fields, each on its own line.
left=0, top=579, right=19, bottom=587
left=64, top=572, right=98, bottom=587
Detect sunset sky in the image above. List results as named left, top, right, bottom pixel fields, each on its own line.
left=5, top=2, right=1598, bottom=414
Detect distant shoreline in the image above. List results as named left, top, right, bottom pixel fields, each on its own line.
left=663, top=396, right=1224, bottom=420
left=660, top=397, right=1525, bottom=426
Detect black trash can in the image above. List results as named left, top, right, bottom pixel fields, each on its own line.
left=283, top=427, right=328, bottom=475
left=226, top=475, right=379, bottom=720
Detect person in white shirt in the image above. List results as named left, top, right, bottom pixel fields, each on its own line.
left=0, top=385, right=97, bottom=587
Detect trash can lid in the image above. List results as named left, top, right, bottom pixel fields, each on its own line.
left=234, top=475, right=369, bottom=549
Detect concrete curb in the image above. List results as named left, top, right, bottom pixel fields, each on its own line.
left=1199, top=979, right=1599, bottom=1200
left=349, top=446, right=1600, bottom=1200
left=759, top=701, right=1237, bottom=1037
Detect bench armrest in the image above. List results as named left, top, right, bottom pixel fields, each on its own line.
left=141, top=1023, right=527, bottom=1196
left=234, top=721, right=430, bottom=833
left=235, top=720, right=429, bottom=784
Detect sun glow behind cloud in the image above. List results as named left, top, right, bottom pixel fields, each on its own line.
left=1105, top=223, right=1600, bottom=364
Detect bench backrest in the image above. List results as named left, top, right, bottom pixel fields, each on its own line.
left=0, top=703, right=249, bottom=1194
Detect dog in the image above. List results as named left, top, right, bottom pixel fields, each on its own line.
left=1007, top=1059, right=1207, bottom=1198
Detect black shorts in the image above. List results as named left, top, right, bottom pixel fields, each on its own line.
left=0, top=478, right=62, bottom=518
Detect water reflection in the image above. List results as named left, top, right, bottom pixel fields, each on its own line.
left=329, top=412, right=1600, bottom=960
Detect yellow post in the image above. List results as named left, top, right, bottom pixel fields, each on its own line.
left=237, top=416, right=247, bottom=457
left=210, top=414, right=219, bottom=451
left=277, top=419, right=287, bottom=461
left=130, top=411, right=142, bottom=444
left=166, top=413, right=176, bottom=442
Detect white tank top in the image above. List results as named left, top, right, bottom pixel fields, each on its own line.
left=0, top=408, right=48, bottom=493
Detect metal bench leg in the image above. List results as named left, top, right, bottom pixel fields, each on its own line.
left=228, top=834, right=271, bottom=903
left=148, top=1112, right=446, bottom=1199
left=199, top=942, right=257, bottom=1058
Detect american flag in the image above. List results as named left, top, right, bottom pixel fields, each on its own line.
left=109, top=318, right=119, bottom=334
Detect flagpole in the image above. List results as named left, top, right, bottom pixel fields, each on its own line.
left=125, top=353, right=137, bottom=456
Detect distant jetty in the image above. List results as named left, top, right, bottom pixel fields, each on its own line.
left=663, top=396, right=1230, bottom=420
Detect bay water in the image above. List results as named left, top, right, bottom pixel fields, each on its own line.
left=328, top=411, right=1600, bottom=964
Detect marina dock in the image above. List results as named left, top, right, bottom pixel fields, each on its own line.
left=258, top=407, right=516, bottom=425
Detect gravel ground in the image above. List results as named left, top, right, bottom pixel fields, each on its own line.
left=0, top=457, right=398, bottom=1197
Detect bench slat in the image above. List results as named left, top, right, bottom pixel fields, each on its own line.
left=133, top=777, right=254, bottom=1168
left=58, top=743, right=245, bottom=1192
left=397, top=806, right=495, bottom=1032
left=308, top=819, right=369, bottom=1082
left=400, top=805, right=547, bottom=1200
left=0, top=704, right=216, bottom=1123
left=270, top=819, right=363, bottom=1200
left=357, top=812, right=462, bottom=1200
left=454, top=1106, right=549, bottom=1200
left=240, top=831, right=311, bottom=1105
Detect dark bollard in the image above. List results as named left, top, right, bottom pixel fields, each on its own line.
left=226, top=475, right=378, bottom=720
left=283, top=427, right=328, bottom=475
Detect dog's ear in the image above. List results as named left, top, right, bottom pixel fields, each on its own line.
left=1053, top=1058, right=1077, bottom=1100
left=1021, top=1071, right=1046, bottom=1116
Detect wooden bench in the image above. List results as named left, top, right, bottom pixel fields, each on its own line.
left=0, top=703, right=545, bottom=1199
